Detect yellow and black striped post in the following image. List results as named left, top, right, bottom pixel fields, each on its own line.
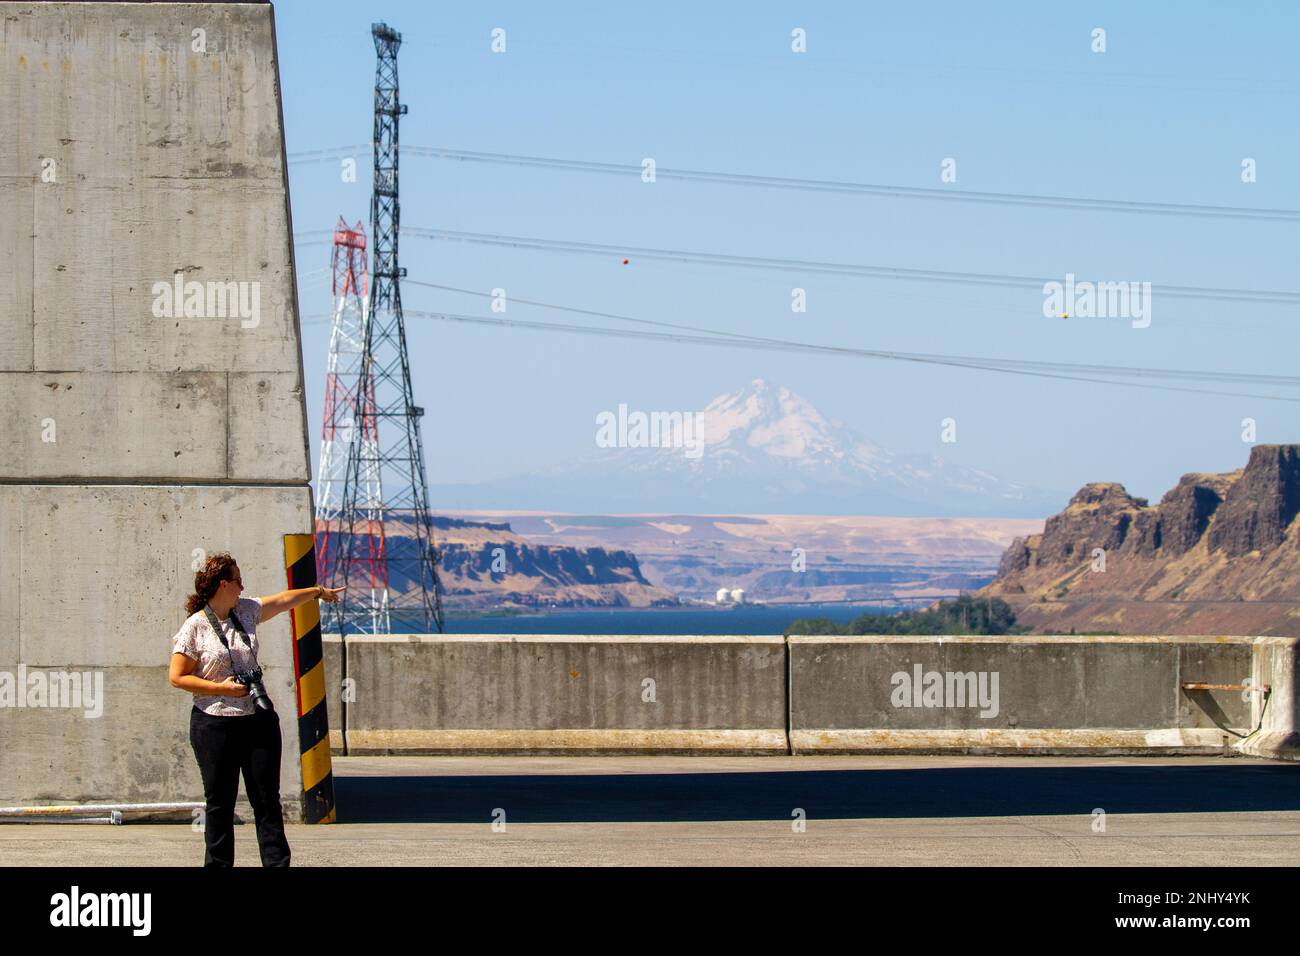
left=284, top=534, right=336, bottom=824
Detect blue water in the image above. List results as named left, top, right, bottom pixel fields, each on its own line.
left=414, top=603, right=897, bottom=635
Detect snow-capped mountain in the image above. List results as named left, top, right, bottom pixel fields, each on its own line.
left=430, top=380, right=1064, bottom=517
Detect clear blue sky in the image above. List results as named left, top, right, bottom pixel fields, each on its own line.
left=274, top=0, right=1299, bottom=510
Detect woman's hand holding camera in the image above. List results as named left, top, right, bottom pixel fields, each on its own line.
left=216, top=677, right=249, bottom=698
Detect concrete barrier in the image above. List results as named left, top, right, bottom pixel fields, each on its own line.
left=1238, top=637, right=1300, bottom=762
left=324, top=636, right=789, bottom=754
left=323, top=634, right=1293, bottom=759
left=790, top=636, right=1261, bottom=755
left=0, top=2, right=312, bottom=822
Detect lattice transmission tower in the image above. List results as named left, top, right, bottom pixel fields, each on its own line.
left=315, top=219, right=390, bottom=634
left=332, top=21, right=445, bottom=634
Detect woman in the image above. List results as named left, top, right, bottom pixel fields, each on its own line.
left=169, top=551, right=342, bottom=867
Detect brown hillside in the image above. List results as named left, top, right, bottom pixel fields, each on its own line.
left=980, top=445, right=1300, bottom=636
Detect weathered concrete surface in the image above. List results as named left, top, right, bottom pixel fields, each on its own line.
left=1, top=755, right=1297, bottom=867
left=0, top=372, right=305, bottom=480
left=0, top=3, right=312, bottom=821
left=325, top=636, right=789, bottom=755
left=1239, top=637, right=1300, bottom=761
left=0, top=485, right=309, bottom=810
left=791, top=636, right=1260, bottom=754
left=322, top=635, right=1289, bottom=758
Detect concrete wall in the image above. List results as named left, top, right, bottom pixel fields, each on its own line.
left=790, top=636, right=1255, bottom=754
left=0, top=3, right=313, bottom=821
left=1238, top=637, right=1300, bottom=761
left=324, top=634, right=1290, bottom=758
left=325, top=636, right=789, bottom=754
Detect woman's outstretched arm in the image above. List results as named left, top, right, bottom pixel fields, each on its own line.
left=257, top=586, right=343, bottom=623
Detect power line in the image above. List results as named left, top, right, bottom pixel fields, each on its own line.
left=286, top=144, right=1300, bottom=223
left=381, top=309, right=1300, bottom=404
left=303, top=227, right=1295, bottom=306
left=402, top=279, right=1300, bottom=388
left=299, top=295, right=1300, bottom=399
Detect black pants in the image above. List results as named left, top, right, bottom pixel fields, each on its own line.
left=189, top=705, right=291, bottom=867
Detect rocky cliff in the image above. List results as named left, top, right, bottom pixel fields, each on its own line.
left=431, top=517, right=678, bottom=609
left=981, top=445, right=1300, bottom=635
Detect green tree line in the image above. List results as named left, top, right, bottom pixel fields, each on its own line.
left=785, top=595, right=1024, bottom=636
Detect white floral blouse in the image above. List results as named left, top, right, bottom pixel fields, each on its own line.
left=171, top=596, right=266, bottom=717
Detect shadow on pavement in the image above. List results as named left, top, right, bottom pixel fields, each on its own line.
left=331, top=761, right=1300, bottom=824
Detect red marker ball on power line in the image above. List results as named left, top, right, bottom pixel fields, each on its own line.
left=622, top=258, right=629, bottom=265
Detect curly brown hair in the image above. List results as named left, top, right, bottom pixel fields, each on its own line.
left=185, top=552, right=239, bottom=615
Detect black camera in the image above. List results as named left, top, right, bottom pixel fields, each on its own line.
left=234, top=668, right=274, bottom=712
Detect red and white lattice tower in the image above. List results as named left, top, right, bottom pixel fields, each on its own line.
left=314, top=218, right=390, bottom=633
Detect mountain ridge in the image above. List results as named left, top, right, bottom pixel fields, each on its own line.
left=980, top=444, right=1300, bottom=635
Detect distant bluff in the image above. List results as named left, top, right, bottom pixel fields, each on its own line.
left=982, top=445, right=1300, bottom=636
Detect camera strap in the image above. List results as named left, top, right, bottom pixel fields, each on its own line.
left=202, top=604, right=257, bottom=671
